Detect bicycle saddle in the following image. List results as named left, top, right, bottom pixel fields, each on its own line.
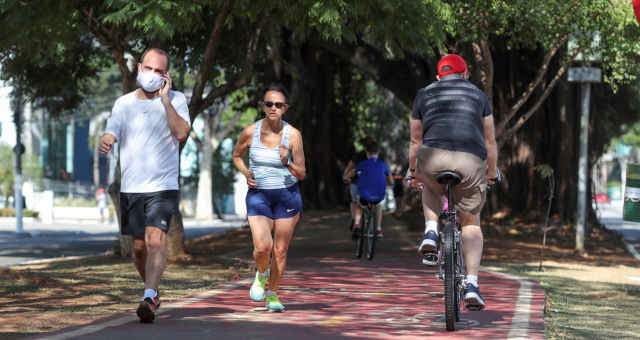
left=436, top=171, right=462, bottom=185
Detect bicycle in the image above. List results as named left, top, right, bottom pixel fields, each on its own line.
left=354, top=200, right=377, bottom=260
left=409, top=169, right=501, bottom=331
left=435, top=170, right=501, bottom=331
left=433, top=171, right=465, bottom=331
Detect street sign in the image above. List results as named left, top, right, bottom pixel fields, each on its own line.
left=568, top=67, right=601, bottom=83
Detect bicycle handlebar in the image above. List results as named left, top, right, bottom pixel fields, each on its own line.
left=487, top=168, right=502, bottom=191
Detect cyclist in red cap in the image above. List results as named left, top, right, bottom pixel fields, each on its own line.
left=409, top=53, right=499, bottom=311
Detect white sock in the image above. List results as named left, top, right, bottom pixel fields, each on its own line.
left=266, top=289, right=277, bottom=297
left=259, top=270, right=269, bottom=278
left=424, top=221, right=438, bottom=234
left=142, top=288, right=157, bottom=301
left=466, top=275, right=478, bottom=288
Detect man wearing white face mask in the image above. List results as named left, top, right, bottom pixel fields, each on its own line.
left=99, top=47, right=191, bottom=323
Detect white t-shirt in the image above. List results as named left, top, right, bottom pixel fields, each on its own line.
left=104, top=90, right=190, bottom=193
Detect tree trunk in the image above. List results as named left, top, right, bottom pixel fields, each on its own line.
left=556, top=80, right=577, bottom=220
left=108, top=159, right=133, bottom=257
left=287, top=43, right=345, bottom=208
left=93, top=131, right=100, bottom=187
left=195, top=115, right=214, bottom=220
left=167, top=210, right=188, bottom=260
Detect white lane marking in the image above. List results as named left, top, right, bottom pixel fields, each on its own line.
left=33, top=279, right=251, bottom=340
left=486, top=270, right=535, bottom=340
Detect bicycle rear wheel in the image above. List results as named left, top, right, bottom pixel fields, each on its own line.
left=443, top=221, right=456, bottom=331
left=355, top=212, right=365, bottom=259
left=366, top=210, right=376, bottom=260
left=455, top=243, right=463, bottom=322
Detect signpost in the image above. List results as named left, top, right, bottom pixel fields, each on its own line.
left=568, top=66, right=601, bottom=253
left=12, top=87, right=29, bottom=238
left=12, top=87, right=25, bottom=235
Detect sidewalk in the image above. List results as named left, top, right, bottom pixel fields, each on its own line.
left=0, top=216, right=247, bottom=267
left=26, top=211, right=545, bottom=340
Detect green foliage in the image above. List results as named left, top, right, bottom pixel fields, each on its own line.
left=447, top=1, right=640, bottom=89
left=344, top=70, right=409, bottom=167
left=607, top=120, right=640, bottom=156
left=0, top=208, right=39, bottom=218
left=54, top=197, right=97, bottom=207
left=0, top=143, right=42, bottom=206
left=534, top=164, right=554, bottom=179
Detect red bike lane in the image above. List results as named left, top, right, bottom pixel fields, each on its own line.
left=27, top=213, right=545, bottom=340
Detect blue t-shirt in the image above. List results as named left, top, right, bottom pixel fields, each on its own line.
left=355, top=157, right=390, bottom=203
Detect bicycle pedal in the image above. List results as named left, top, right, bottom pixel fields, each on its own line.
left=422, top=253, right=438, bottom=266
left=465, top=304, right=484, bottom=312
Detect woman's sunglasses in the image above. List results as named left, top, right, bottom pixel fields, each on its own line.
left=263, top=101, right=287, bottom=109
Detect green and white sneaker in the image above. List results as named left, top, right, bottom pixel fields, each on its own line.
left=265, top=292, right=285, bottom=312
left=249, top=270, right=268, bottom=302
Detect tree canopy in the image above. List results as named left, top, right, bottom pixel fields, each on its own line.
left=2, top=0, right=640, bottom=217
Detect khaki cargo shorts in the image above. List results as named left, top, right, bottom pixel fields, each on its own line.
left=415, top=146, right=488, bottom=215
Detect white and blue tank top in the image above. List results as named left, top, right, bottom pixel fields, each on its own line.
left=249, top=119, right=298, bottom=190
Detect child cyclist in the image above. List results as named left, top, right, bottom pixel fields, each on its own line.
left=352, top=141, right=393, bottom=237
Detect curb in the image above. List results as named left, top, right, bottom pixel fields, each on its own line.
left=621, top=237, right=640, bottom=261
left=2, top=251, right=114, bottom=268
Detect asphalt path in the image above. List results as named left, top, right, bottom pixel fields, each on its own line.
left=598, top=200, right=640, bottom=259
left=0, top=218, right=247, bottom=267
left=24, top=212, right=545, bottom=340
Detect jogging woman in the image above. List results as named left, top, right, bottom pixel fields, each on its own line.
left=232, top=84, right=306, bottom=312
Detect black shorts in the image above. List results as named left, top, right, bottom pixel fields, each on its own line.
left=120, top=190, right=178, bottom=237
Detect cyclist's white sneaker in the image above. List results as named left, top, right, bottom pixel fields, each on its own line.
left=463, top=283, right=486, bottom=311
left=418, top=231, right=438, bottom=265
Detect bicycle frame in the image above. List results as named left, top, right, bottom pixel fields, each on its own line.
left=355, top=201, right=377, bottom=260
left=437, top=181, right=467, bottom=331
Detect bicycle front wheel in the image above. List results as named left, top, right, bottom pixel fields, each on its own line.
left=366, top=210, right=376, bottom=260
left=443, top=222, right=456, bottom=331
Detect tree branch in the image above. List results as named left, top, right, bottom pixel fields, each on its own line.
left=189, top=0, right=233, bottom=115
left=82, top=7, right=135, bottom=92
left=496, top=33, right=570, bottom=136
left=498, top=45, right=586, bottom=148
left=216, top=101, right=251, bottom=141
left=197, top=23, right=264, bottom=115
left=189, top=130, right=202, bottom=149
left=472, top=39, right=494, bottom=103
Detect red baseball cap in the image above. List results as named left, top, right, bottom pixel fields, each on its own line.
left=437, top=54, right=469, bottom=77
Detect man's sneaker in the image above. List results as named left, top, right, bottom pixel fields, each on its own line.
left=376, top=229, right=383, bottom=238
left=265, top=292, right=285, bottom=312
left=136, top=297, right=158, bottom=323
left=418, top=231, right=439, bottom=265
left=250, top=270, right=268, bottom=302
left=463, top=283, right=486, bottom=311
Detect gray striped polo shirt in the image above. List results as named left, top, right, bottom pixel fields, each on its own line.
left=412, top=74, right=492, bottom=160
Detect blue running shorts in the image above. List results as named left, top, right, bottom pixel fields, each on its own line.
left=246, top=184, right=303, bottom=219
